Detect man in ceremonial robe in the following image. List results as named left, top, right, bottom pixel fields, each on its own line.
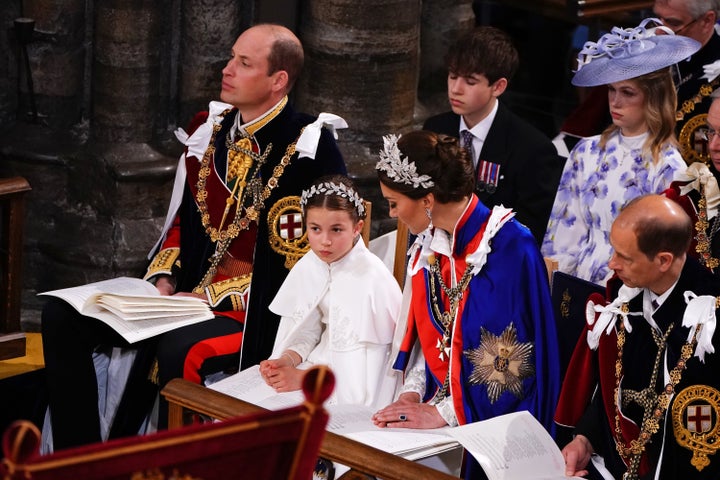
left=558, top=194, right=720, bottom=479
left=665, top=90, right=720, bottom=275
left=41, top=23, right=346, bottom=449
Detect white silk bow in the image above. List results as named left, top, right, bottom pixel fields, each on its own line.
left=295, top=113, right=348, bottom=159
left=682, top=291, right=718, bottom=362
left=678, top=162, right=720, bottom=219
left=174, top=101, right=234, bottom=161
left=701, top=59, right=720, bottom=82
left=586, top=285, right=642, bottom=350
left=466, top=206, right=515, bottom=276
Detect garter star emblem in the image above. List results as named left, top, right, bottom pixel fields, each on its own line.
left=268, top=196, right=310, bottom=269
left=464, top=323, right=534, bottom=403
left=672, top=385, right=720, bottom=471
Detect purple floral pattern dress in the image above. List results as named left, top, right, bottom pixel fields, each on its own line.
left=542, top=131, right=686, bottom=285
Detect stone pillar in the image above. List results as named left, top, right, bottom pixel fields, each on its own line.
left=0, top=2, right=21, bottom=129
left=92, top=0, right=166, bottom=143
left=296, top=0, right=421, bottom=147
left=296, top=0, right=421, bottom=237
left=177, top=0, right=242, bottom=126
left=72, top=0, right=178, bottom=283
left=0, top=0, right=87, bottom=324
left=418, top=0, right=474, bottom=106
left=22, top=0, right=86, bottom=128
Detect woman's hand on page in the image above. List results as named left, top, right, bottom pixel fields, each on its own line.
left=372, top=392, right=446, bottom=429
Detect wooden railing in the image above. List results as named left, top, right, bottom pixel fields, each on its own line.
left=162, top=379, right=461, bottom=480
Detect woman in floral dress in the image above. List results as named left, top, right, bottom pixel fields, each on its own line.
left=542, top=19, right=701, bottom=285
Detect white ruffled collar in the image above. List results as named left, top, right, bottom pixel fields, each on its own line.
left=409, top=201, right=515, bottom=279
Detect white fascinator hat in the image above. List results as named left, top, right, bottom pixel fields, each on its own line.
left=571, top=18, right=702, bottom=87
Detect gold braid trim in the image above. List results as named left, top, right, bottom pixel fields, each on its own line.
left=144, top=248, right=180, bottom=280
left=148, top=360, right=159, bottom=385
left=676, top=79, right=720, bottom=121
left=205, top=274, right=252, bottom=309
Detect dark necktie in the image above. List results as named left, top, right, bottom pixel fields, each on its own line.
left=461, top=130, right=474, bottom=162
left=651, top=298, right=659, bottom=311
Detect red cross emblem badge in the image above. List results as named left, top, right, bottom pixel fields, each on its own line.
left=687, top=404, right=713, bottom=433
left=279, top=213, right=303, bottom=240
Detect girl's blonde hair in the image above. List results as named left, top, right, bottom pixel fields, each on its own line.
left=598, top=67, right=678, bottom=163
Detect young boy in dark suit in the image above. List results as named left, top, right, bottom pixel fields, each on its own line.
left=423, top=26, right=563, bottom=245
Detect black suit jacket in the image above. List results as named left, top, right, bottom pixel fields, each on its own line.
left=423, top=102, right=564, bottom=245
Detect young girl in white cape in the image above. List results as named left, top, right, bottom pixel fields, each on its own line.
left=259, top=175, right=402, bottom=409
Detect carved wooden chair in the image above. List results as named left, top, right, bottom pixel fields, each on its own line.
left=0, top=177, right=32, bottom=361
left=392, top=220, right=409, bottom=287
left=1, top=366, right=335, bottom=480
left=360, top=200, right=372, bottom=247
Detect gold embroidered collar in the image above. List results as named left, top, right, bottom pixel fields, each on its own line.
left=232, top=96, right=288, bottom=138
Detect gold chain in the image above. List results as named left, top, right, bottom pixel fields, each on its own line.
left=676, top=79, right=720, bottom=121
left=192, top=112, right=299, bottom=293
left=694, top=183, right=720, bottom=271
left=613, top=315, right=699, bottom=479
left=427, top=253, right=475, bottom=401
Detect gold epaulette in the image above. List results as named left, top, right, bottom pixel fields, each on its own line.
left=144, top=247, right=180, bottom=280
left=205, top=274, right=252, bottom=309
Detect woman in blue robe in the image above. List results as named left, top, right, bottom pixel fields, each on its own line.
left=372, top=131, right=560, bottom=479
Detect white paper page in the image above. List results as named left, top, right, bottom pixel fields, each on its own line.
left=96, top=299, right=209, bottom=321
left=39, top=277, right=214, bottom=343
left=98, top=293, right=209, bottom=309
left=325, top=404, right=378, bottom=434
left=256, top=391, right=305, bottom=410
left=78, top=305, right=213, bottom=343
left=446, top=411, right=583, bottom=480
left=209, top=365, right=304, bottom=410
left=325, top=404, right=457, bottom=457
left=344, top=429, right=457, bottom=457
left=209, top=365, right=276, bottom=401
left=39, top=277, right=159, bottom=313
left=402, top=442, right=462, bottom=461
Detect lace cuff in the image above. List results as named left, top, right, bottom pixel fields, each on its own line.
left=399, top=363, right=426, bottom=396
left=432, top=396, right=458, bottom=427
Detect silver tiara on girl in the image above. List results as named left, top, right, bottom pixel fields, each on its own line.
left=300, top=182, right=366, bottom=217
left=376, top=134, right=435, bottom=189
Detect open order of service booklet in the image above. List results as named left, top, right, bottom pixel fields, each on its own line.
left=446, top=410, right=584, bottom=480
left=39, top=277, right=214, bottom=343
left=209, top=366, right=460, bottom=460
left=210, top=368, right=583, bottom=479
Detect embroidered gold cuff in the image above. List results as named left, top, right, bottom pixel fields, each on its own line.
left=144, top=248, right=180, bottom=280
left=206, top=274, right=252, bottom=309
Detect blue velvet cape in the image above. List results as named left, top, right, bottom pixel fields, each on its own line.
left=394, top=196, right=560, bottom=435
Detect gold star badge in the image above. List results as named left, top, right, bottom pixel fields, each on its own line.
left=464, top=323, right=535, bottom=403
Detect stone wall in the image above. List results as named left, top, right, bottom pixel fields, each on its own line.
left=0, top=0, right=476, bottom=328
